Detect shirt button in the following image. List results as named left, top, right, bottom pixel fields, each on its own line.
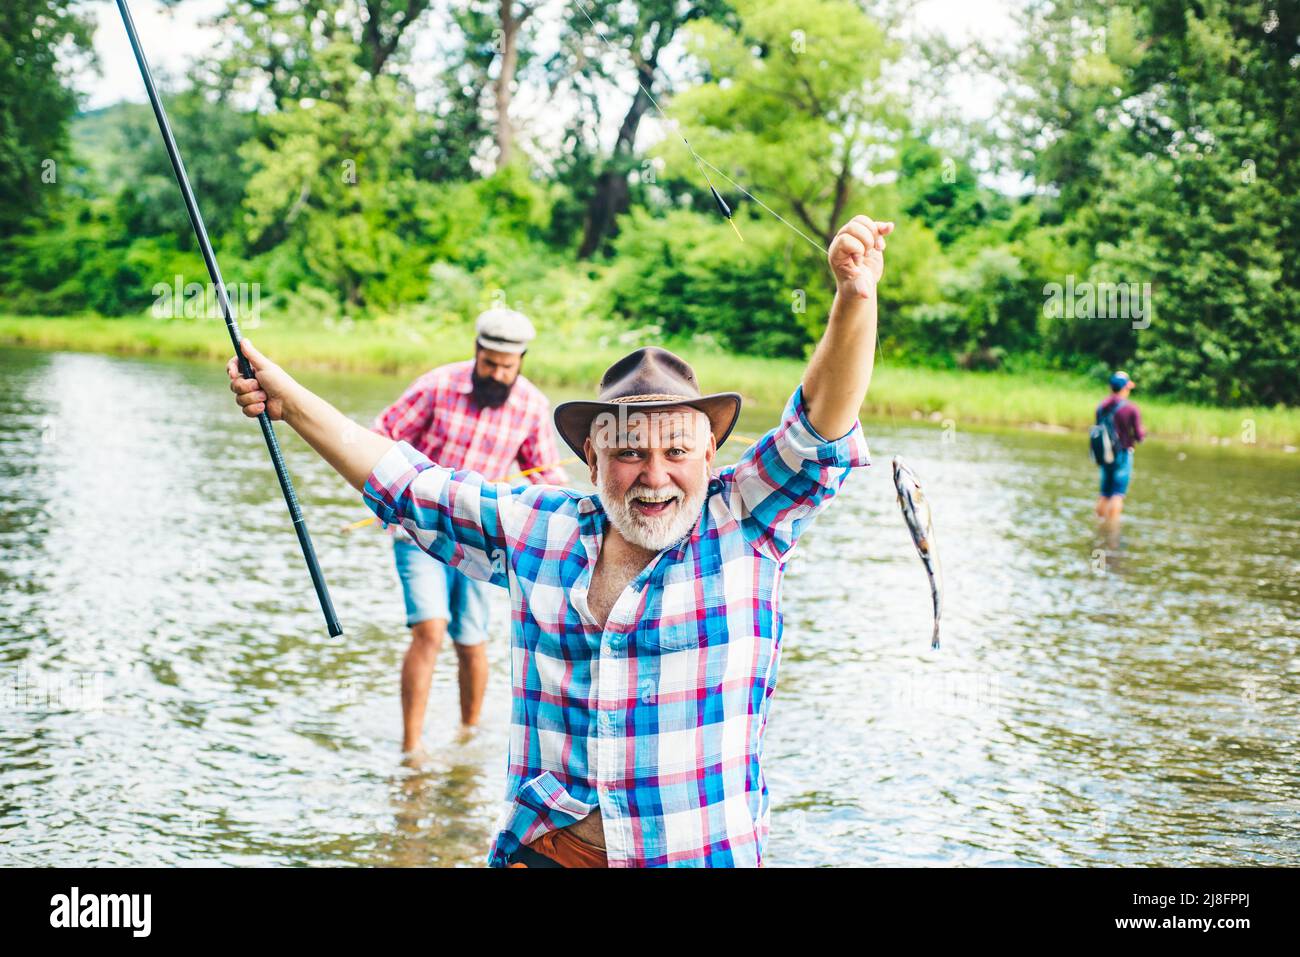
left=609, top=633, right=625, bottom=650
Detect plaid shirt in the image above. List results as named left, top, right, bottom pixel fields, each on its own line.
left=362, top=384, right=870, bottom=867
left=371, top=359, right=567, bottom=485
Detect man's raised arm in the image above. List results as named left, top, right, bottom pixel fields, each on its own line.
left=800, top=215, right=895, bottom=441
left=227, top=339, right=393, bottom=491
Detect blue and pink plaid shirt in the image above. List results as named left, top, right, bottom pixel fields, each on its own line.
left=362, top=384, right=870, bottom=866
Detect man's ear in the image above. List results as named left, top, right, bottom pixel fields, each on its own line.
left=583, top=437, right=598, bottom=483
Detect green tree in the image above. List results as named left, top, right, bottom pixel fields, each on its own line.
left=213, top=0, right=434, bottom=107
left=649, top=0, right=905, bottom=344
left=664, top=0, right=902, bottom=248
left=239, top=40, right=426, bottom=307
left=895, top=137, right=1010, bottom=248
left=108, top=91, right=256, bottom=250
left=547, top=0, right=732, bottom=258
left=0, top=0, right=95, bottom=231
left=1000, top=0, right=1300, bottom=403
left=608, top=208, right=816, bottom=358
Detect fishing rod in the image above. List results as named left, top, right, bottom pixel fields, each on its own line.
left=114, top=0, right=342, bottom=637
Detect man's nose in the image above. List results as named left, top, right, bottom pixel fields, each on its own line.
left=638, top=454, right=670, bottom=488
left=492, top=367, right=512, bottom=383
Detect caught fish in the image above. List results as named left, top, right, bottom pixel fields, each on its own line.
left=892, top=456, right=942, bottom=650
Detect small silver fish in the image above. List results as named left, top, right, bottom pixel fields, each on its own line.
left=892, top=456, right=942, bottom=650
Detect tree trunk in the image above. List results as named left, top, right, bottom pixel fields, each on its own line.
left=577, top=61, right=656, bottom=258
left=495, top=0, right=520, bottom=170
left=362, top=1, right=432, bottom=77
left=578, top=169, right=633, bottom=258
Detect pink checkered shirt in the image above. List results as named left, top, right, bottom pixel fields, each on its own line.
left=371, top=360, right=568, bottom=492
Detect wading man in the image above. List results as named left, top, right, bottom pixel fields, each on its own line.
left=1094, top=370, right=1146, bottom=523
left=371, top=308, right=567, bottom=754
left=228, top=214, right=893, bottom=867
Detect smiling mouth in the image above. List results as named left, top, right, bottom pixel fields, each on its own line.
left=630, top=494, right=679, bottom=516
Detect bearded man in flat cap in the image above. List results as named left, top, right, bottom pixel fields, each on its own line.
left=371, top=307, right=567, bottom=754
left=228, top=215, right=893, bottom=866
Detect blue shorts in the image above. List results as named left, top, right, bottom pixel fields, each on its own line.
left=392, top=538, right=491, bottom=643
left=1099, top=448, right=1133, bottom=497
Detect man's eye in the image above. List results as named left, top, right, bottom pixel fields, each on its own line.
left=669, top=448, right=686, bottom=456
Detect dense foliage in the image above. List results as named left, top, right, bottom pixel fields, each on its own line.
left=0, top=0, right=1295, bottom=405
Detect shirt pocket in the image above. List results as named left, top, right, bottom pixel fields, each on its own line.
left=640, top=592, right=731, bottom=654
left=639, top=553, right=732, bottom=653
left=643, top=614, right=710, bottom=653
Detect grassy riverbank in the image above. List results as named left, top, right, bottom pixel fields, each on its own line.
left=2, top=313, right=1298, bottom=448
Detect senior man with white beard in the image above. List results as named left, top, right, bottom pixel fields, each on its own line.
left=226, top=213, right=893, bottom=867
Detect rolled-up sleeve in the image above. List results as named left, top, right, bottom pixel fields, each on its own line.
left=362, top=441, right=518, bottom=587
left=722, top=384, right=870, bottom=562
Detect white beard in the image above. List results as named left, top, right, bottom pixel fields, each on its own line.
left=598, top=467, right=708, bottom=552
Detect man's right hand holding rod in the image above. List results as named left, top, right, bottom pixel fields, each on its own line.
left=228, top=341, right=393, bottom=492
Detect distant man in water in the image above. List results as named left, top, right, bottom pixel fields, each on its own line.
left=371, top=308, right=567, bottom=754
left=1095, top=371, right=1146, bottom=522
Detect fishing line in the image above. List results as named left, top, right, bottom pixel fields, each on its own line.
left=570, top=0, right=912, bottom=540
left=571, top=0, right=749, bottom=242
left=567, top=1, right=892, bottom=382
left=692, top=156, right=829, bottom=255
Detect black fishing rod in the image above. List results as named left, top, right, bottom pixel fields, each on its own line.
left=115, top=0, right=342, bottom=637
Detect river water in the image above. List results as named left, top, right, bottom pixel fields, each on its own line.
left=1, top=346, right=1296, bottom=866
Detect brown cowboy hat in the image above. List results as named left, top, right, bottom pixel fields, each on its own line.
left=553, top=347, right=742, bottom=461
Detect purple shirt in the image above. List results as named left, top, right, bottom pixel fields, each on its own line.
left=1096, top=396, right=1145, bottom=451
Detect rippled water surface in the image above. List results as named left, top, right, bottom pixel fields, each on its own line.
left=1, top=347, right=1297, bottom=866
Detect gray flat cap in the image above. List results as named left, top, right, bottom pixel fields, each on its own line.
left=475, top=307, right=536, bottom=354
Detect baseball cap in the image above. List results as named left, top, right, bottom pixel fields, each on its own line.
left=1109, top=371, right=1134, bottom=391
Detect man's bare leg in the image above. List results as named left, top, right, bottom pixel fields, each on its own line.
left=1107, top=495, right=1125, bottom=521
left=401, top=618, right=447, bottom=753
left=453, top=643, right=489, bottom=726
